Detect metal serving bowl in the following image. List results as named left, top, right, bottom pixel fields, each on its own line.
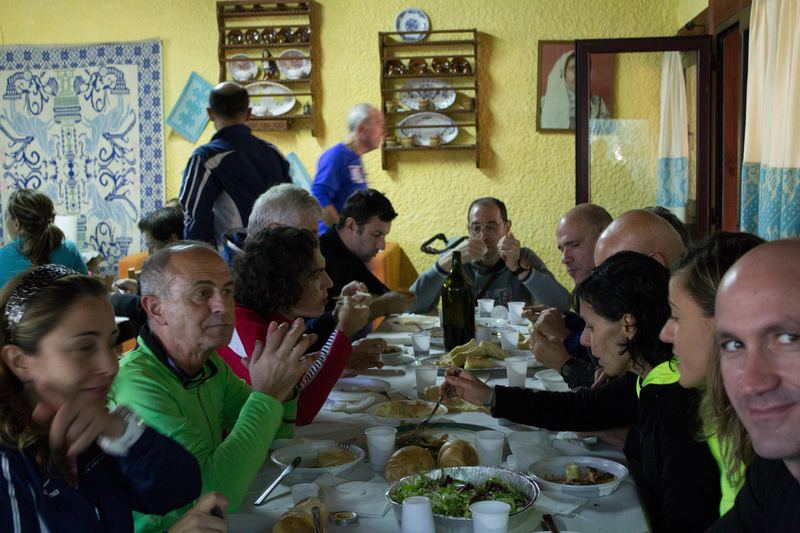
left=385, top=466, right=540, bottom=533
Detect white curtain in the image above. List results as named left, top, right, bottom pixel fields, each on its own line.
left=740, top=0, right=800, bottom=239
left=657, top=52, right=690, bottom=222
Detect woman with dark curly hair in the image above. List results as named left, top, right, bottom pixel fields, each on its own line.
left=659, top=231, right=764, bottom=515
left=217, top=226, right=369, bottom=426
left=442, top=251, right=722, bottom=532
left=0, top=189, right=87, bottom=288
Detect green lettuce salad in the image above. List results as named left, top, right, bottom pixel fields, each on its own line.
left=391, top=472, right=529, bottom=518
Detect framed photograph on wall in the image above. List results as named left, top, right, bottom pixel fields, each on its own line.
left=537, top=40, right=613, bottom=133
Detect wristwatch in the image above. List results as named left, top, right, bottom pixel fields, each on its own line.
left=510, top=258, right=530, bottom=277
left=560, top=358, right=580, bottom=381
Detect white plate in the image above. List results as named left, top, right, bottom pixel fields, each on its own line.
left=271, top=440, right=365, bottom=484
left=394, top=8, right=429, bottom=42
left=399, top=79, right=456, bottom=110
left=328, top=377, right=390, bottom=402
left=535, top=368, right=568, bottom=391
left=277, top=49, right=311, bottom=79
left=381, top=345, right=412, bottom=366
left=385, top=314, right=439, bottom=332
left=493, top=350, right=542, bottom=368
left=398, top=112, right=458, bottom=146
left=246, top=82, right=295, bottom=117
left=367, top=400, right=448, bottom=426
left=528, top=455, right=628, bottom=498
left=227, top=54, right=258, bottom=82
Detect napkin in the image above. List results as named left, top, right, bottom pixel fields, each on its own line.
left=535, top=490, right=589, bottom=516
left=325, top=395, right=378, bottom=413
left=507, top=430, right=562, bottom=472
left=313, top=472, right=391, bottom=518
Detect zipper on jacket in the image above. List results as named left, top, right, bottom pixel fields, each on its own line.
left=197, top=388, right=214, bottom=440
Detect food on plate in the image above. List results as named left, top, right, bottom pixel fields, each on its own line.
left=548, top=462, right=618, bottom=485
left=395, top=430, right=449, bottom=455
left=437, top=439, right=479, bottom=468
left=375, top=399, right=442, bottom=419
left=385, top=446, right=436, bottom=482
left=480, top=340, right=509, bottom=360
left=311, top=448, right=355, bottom=468
left=423, top=386, right=488, bottom=413
left=391, top=474, right=529, bottom=518
left=272, top=496, right=329, bottom=533
left=517, top=333, right=528, bottom=350
left=465, top=353, right=494, bottom=369
left=382, top=345, right=403, bottom=354
left=429, top=326, right=444, bottom=338
left=438, top=339, right=475, bottom=366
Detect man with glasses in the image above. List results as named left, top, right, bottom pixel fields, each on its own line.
left=110, top=242, right=317, bottom=532
left=410, top=197, right=570, bottom=314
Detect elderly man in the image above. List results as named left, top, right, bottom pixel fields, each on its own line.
left=708, top=240, right=800, bottom=531
left=320, top=188, right=417, bottom=320
left=526, top=204, right=611, bottom=388
left=110, top=242, right=316, bottom=532
left=411, top=197, right=569, bottom=314
left=179, top=82, right=291, bottom=250
left=313, top=103, right=386, bottom=234
left=594, top=209, right=686, bottom=268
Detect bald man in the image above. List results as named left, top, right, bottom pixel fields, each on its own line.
left=708, top=240, right=800, bottom=531
left=594, top=209, right=686, bottom=268
left=179, top=82, right=291, bottom=252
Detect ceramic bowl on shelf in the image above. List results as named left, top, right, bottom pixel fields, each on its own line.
left=451, top=57, right=473, bottom=74
left=294, top=27, right=311, bottom=43
left=276, top=27, right=295, bottom=43
left=431, top=57, right=452, bottom=74
left=227, top=54, right=258, bottom=82
left=227, top=30, right=243, bottom=45
left=385, top=59, right=407, bottom=76
left=408, top=58, right=430, bottom=75
left=261, top=27, right=277, bottom=44
left=244, top=29, right=261, bottom=45
left=394, top=8, right=430, bottom=42
left=277, top=49, right=311, bottom=79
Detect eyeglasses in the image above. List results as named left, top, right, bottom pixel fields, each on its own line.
left=182, top=360, right=218, bottom=390
left=467, top=222, right=503, bottom=235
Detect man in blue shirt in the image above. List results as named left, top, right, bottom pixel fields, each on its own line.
left=179, top=82, right=290, bottom=251
left=312, top=103, right=386, bottom=234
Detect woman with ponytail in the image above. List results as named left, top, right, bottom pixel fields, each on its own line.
left=0, top=189, right=87, bottom=287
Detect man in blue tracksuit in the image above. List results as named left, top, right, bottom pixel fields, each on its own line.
left=179, top=82, right=290, bottom=252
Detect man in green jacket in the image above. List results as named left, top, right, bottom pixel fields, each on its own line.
left=110, top=242, right=318, bottom=532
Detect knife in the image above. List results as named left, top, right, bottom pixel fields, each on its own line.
left=254, top=456, right=302, bottom=506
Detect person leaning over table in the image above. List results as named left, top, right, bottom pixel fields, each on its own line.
left=441, top=252, right=721, bottom=532
left=217, top=226, right=371, bottom=426
left=0, top=265, right=228, bottom=533
left=0, top=189, right=88, bottom=288
left=109, top=242, right=318, bottom=533
left=409, top=197, right=570, bottom=314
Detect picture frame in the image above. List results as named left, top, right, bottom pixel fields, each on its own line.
left=537, top=40, right=613, bottom=134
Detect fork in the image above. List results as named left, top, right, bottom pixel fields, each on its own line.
left=338, top=437, right=355, bottom=452
left=410, top=368, right=461, bottom=446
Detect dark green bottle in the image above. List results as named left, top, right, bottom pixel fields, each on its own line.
left=442, top=250, right=475, bottom=351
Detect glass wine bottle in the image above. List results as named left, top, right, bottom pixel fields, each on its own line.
left=441, top=250, right=475, bottom=351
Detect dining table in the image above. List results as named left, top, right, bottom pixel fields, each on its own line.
left=229, top=314, right=649, bottom=533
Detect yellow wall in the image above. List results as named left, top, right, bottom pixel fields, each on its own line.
left=676, top=0, right=707, bottom=28
left=3, top=0, right=679, bottom=288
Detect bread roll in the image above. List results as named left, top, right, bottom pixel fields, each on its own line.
left=438, top=439, right=479, bottom=467
left=464, top=354, right=493, bottom=369
left=312, top=448, right=355, bottom=468
left=384, top=446, right=435, bottom=482
left=272, top=496, right=328, bottom=533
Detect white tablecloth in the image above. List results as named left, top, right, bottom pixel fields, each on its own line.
left=229, top=321, right=649, bottom=533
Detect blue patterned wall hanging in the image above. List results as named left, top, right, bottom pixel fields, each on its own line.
left=0, top=38, right=165, bottom=277
left=166, top=71, right=212, bottom=144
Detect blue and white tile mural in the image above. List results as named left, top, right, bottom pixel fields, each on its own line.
left=0, top=38, right=165, bottom=276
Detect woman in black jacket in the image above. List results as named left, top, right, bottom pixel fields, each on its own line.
left=442, top=251, right=721, bottom=532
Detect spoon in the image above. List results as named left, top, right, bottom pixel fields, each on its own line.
left=254, top=456, right=301, bottom=506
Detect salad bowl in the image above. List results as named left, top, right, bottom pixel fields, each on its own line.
left=386, top=466, right=540, bottom=532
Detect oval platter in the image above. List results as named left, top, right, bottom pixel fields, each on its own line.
left=398, top=112, right=458, bottom=145
left=246, top=82, right=295, bottom=117
left=399, top=78, right=456, bottom=110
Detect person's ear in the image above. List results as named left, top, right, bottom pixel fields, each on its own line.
left=1, top=344, right=33, bottom=382
left=621, top=313, right=638, bottom=336
left=168, top=233, right=179, bottom=244
left=206, top=108, right=215, bottom=121
left=244, top=108, right=252, bottom=121
left=141, top=295, right=168, bottom=326
left=344, top=217, right=358, bottom=233
left=648, top=253, right=668, bottom=268
left=505, top=219, right=512, bottom=232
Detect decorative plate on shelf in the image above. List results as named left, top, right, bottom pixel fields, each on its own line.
left=398, top=112, right=458, bottom=146
left=246, top=82, right=296, bottom=117
left=227, top=54, right=258, bottom=82
left=394, top=8, right=430, bottom=42
left=399, top=79, right=456, bottom=110
left=277, top=49, right=311, bottom=79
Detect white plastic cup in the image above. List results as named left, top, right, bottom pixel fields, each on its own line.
left=415, top=365, right=438, bottom=398
left=401, top=496, right=436, bottom=533
left=505, top=356, right=528, bottom=388
left=410, top=332, right=432, bottom=357
left=477, top=298, right=494, bottom=318
left=475, top=325, right=492, bottom=344
left=290, top=483, right=320, bottom=504
left=498, top=328, right=518, bottom=351
left=507, top=301, right=525, bottom=325
left=475, top=430, right=505, bottom=466
left=365, top=426, right=397, bottom=473
left=470, top=500, right=511, bottom=533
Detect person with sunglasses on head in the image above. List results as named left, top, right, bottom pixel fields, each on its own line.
left=109, top=242, right=318, bottom=533
left=0, top=265, right=230, bottom=533
left=410, top=197, right=570, bottom=314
